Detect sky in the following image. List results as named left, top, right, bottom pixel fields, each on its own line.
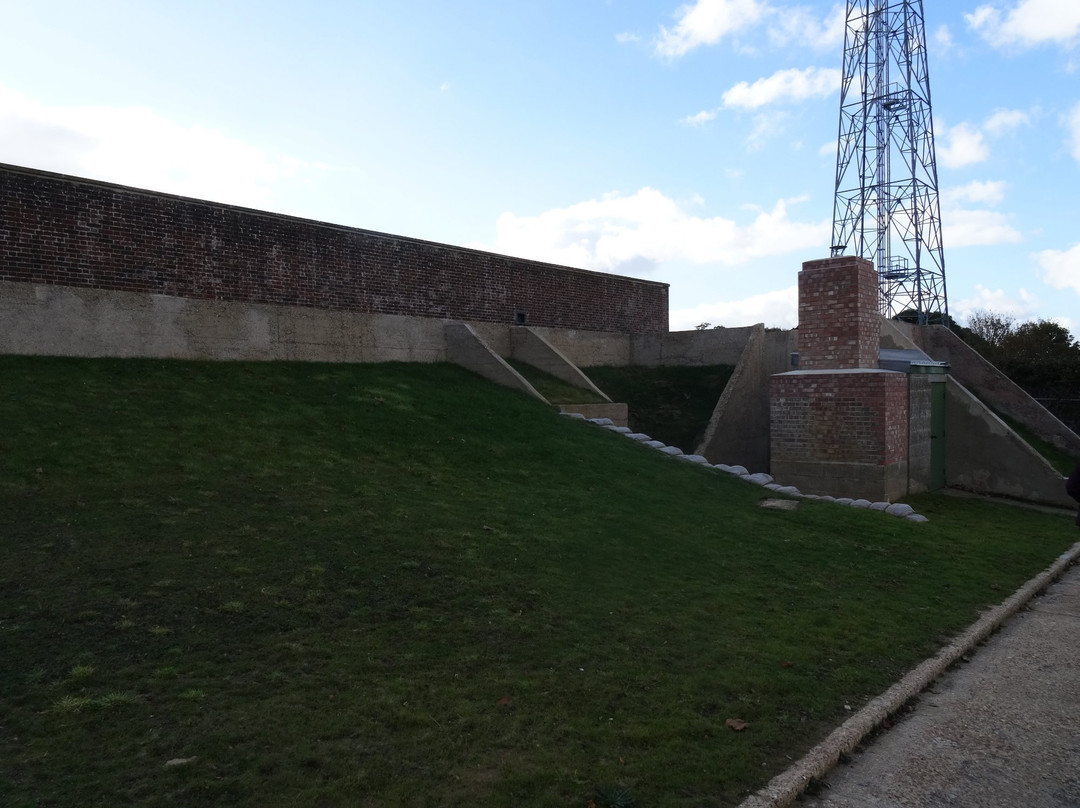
left=1, top=0, right=1079, bottom=335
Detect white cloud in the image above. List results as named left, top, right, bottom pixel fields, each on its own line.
left=0, top=82, right=323, bottom=209
left=682, top=109, right=719, bottom=126
left=766, top=4, right=846, bottom=52
left=941, top=180, right=1008, bottom=206
left=938, top=122, right=991, bottom=168
left=655, top=0, right=766, bottom=59
left=683, top=66, right=840, bottom=138
left=746, top=111, right=790, bottom=150
left=939, top=180, right=1022, bottom=247
left=934, top=109, right=1028, bottom=169
left=671, top=284, right=799, bottom=330
left=1067, top=101, right=1080, bottom=161
left=983, top=108, right=1030, bottom=134
left=952, top=284, right=1040, bottom=323
left=966, top=0, right=1080, bottom=49
left=965, top=7, right=998, bottom=32
left=615, top=31, right=641, bottom=44
left=721, top=67, right=842, bottom=109
left=478, top=188, right=829, bottom=276
left=934, top=24, right=955, bottom=55
left=1036, top=242, right=1080, bottom=294
left=942, top=209, right=1023, bottom=248
left=654, top=1, right=843, bottom=58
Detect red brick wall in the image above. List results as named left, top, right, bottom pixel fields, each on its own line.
left=771, top=371, right=909, bottom=465
left=798, top=256, right=879, bottom=369
left=0, top=164, right=668, bottom=333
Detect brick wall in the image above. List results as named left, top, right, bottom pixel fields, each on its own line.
left=0, top=164, right=668, bottom=333
left=798, top=256, right=879, bottom=369
left=771, top=371, right=909, bottom=466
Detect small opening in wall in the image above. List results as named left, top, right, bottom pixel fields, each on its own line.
left=514, top=310, right=527, bottom=325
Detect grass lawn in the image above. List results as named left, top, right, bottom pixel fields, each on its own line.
left=1, top=357, right=1075, bottom=807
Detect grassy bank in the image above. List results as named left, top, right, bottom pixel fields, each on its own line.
left=0, top=357, right=1074, bottom=807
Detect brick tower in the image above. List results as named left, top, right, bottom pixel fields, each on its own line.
left=770, top=256, right=910, bottom=500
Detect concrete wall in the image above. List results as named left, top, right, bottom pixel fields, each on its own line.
left=528, top=326, right=631, bottom=367
left=629, top=326, right=756, bottom=367
left=0, top=162, right=668, bottom=334
left=913, top=324, right=1080, bottom=456
left=907, top=373, right=934, bottom=494
left=554, top=403, right=629, bottom=426
left=945, top=377, right=1073, bottom=508
left=444, top=323, right=544, bottom=400
left=0, top=279, right=775, bottom=379
left=0, top=280, right=458, bottom=362
left=510, top=327, right=611, bottom=400
left=696, top=326, right=797, bottom=469
left=880, top=317, right=923, bottom=351
left=1, top=280, right=645, bottom=369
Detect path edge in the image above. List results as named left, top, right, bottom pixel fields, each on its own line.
left=736, top=539, right=1080, bottom=808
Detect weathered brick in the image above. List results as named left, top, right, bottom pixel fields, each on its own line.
left=0, top=164, right=668, bottom=334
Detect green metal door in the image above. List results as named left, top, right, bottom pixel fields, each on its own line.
left=930, top=380, right=946, bottom=490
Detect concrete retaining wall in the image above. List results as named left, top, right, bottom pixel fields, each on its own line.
left=945, top=377, right=1072, bottom=508
left=510, top=327, right=610, bottom=400
left=697, top=327, right=796, bottom=470
left=629, top=326, right=756, bottom=367
left=1, top=281, right=646, bottom=368
left=528, top=326, right=631, bottom=367
left=444, top=323, right=543, bottom=401
left=0, top=280, right=457, bottom=362
left=3, top=279, right=775, bottom=374
left=912, top=324, right=1080, bottom=456
left=555, top=403, right=629, bottom=426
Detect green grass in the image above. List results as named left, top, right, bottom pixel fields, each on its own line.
left=504, top=359, right=607, bottom=405
left=585, top=365, right=735, bottom=451
left=0, top=356, right=1075, bottom=807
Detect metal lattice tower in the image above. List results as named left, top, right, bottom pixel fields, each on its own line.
left=831, top=0, right=948, bottom=323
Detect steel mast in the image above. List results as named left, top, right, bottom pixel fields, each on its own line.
left=831, top=0, right=947, bottom=323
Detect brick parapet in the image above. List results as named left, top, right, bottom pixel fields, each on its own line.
left=0, top=163, right=668, bottom=333
left=798, top=256, right=880, bottom=370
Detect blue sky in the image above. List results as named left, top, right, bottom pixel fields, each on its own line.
left=2, top=0, right=1078, bottom=334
